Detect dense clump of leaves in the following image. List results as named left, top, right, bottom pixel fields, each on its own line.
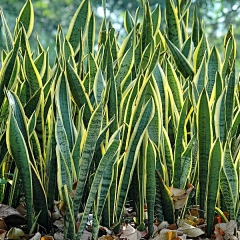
left=0, top=0, right=239, bottom=239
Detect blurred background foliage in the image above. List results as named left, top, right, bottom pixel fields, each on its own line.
left=0, top=0, right=239, bottom=64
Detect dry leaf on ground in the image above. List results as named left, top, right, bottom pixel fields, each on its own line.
left=177, top=223, right=204, bottom=237
left=0, top=204, right=25, bottom=226
left=169, top=184, right=194, bottom=209
left=30, top=232, right=41, bottom=240
left=215, top=220, right=237, bottom=239
left=120, top=224, right=141, bottom=240
left=53, top=232, right=64, bottom=240
left=7, top=227, right=25, bottom=239
left=0, top=230, right=6, bottom=240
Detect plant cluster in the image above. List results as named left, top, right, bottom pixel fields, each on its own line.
left=0, top=0, right=239, bottom=238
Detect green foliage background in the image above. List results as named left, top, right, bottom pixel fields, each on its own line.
left=1, top=0, right=240, bottom=64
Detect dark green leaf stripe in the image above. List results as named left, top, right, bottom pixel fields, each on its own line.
left=206, top=139, right=222, bottom=237
left=146, top=140, right=156, bottom=237
left=165, top=37, right=194, bottom=79
left=156, top=170, right=175, bottom=224
left=66, top=62, right=93, bottom=125
left=116, top=98, right=155, bottom=221
left=73, top=103, right=103, bottom=219
left=66, top=0, right=89, bottom=53
left=197, top=89, right=212, bottom=217
left=6, top=111, right=33, bottom=231
left=173, top=99, right=188, bottom=188
left=77, top=140, right=120, bottom=239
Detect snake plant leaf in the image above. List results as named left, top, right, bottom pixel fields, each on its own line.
left=192, top=7, right=199, bottom=48
left=7, top=91, right=28, bottom=141
left=173, top=99, right=188, bottom=188
left=76, top=140, right=120, bottom=239
left=62, top=185, right=75, bottom=239
left=115, top=46, right=134, bottom=90
left=46, top=111, right=57, bottom=211
left=215, top=71, right=223, bottom=101
left=207, top=46, right=221, bottom=98
left=93, top=67, right=106, bottom=104
left=165, top=37, right=194, bottom=79
left=24, top=88, right=42, bottom=119
left=28, top=111, right=36, bottom=136
left=193, top=54, right=207, bottom=95
left=214, top=89, right=226, bottom=143
left=142, top=1, right=153, bottom=50
left=153, top=63, right=168, bottom=128
left=89, top=53, right=98, bottom=91
left=148, top=44, right=161, bottom=75
left=6, top=110, right=33, bottom=231
left=179, top=135, right=195, bottom=189
left=66, top=0, right=90, bottom=53
left=146, top=139, right=156, bottom=237
left=119, top=29, right=134, bottom=57
left=165, top=0, right=182, bottom=49
left=116, top=98, right=155, bottom=221
left=152, top=5, right=161, bottom=36
left=108, top=72, right=118, bottom=137
left=193, top=33, right=209, bottom=71
left=15, top=0, right=34, bottom=38
left=197, top=88, right=212, bottom=217
left=222, top=36, right=234, bottom=81
left=96, top=150, right=118, bottom=219
left=140, top=43, right=151, bottom=71
left=166, top=59, right=183, bottom=113
left=229, top=110, right=240, bottom=139
left=0, top=30, right=21, bottom=109
left=156, top=170, right=175, bottom=224
left=73, top=103, right=103, bottom=219
left=7, top=91, right=49, bottom=230
left=225, top=69, right=235, bottom=132
left=206, top=138, right=222, bottom=237
left=124, top=11, right=134, bottom=34
left=55, top=112, right=75, bottom=190
left=162, top=127, right=174, bottom=184
left=0, top=8, right=13, bottom=52
left=34, top=52, right=46, bottom=78
left=55, top=72, right=76, bottom=151
left=220, top=168, right=235, bottom=219
left=181, top=36, right=192, bottom=61
left=63, top=39, right=74, bottom=61
left=24, top=48, right=42, bottom=97
left=66, top=62, right=93, bottom=126
left=223, top=142, right=238, bottom=206
left=88, top=11, right=95, bottom=54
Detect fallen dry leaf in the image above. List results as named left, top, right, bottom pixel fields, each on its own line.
left=81, top=230, right=92, bottom=240
left=52, top=205, right=61, bottom=220
left=153, top=221, right=170, bottom=236
left=30, top=232, right=41, bottom=240
left=53, top=232, right=64, bottom=240
left=7, top=227, right=25, bottom=239
left=215, top=220, right=237, bottom=239
left=120, top=224, right=141, bottom=240
left=98, top=236, right=113, bottom=240
left=154, top=229, right=178, bottom=240
left=169, top=184, right=194, bottom=209
left=214, top=226, right=225, bottom=240
left=0, top=204, right=25, bottom=226
left=0, top=229, right=6, bottom=240
left=0, top=218, right=7, bottom=230
left=177, top=223, right=204, bottom=237
left=53, top=219, right=64, bottom=231
left=167, top=224, right=178, bottom=230
left=16, top=205, right=27, bottom=217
